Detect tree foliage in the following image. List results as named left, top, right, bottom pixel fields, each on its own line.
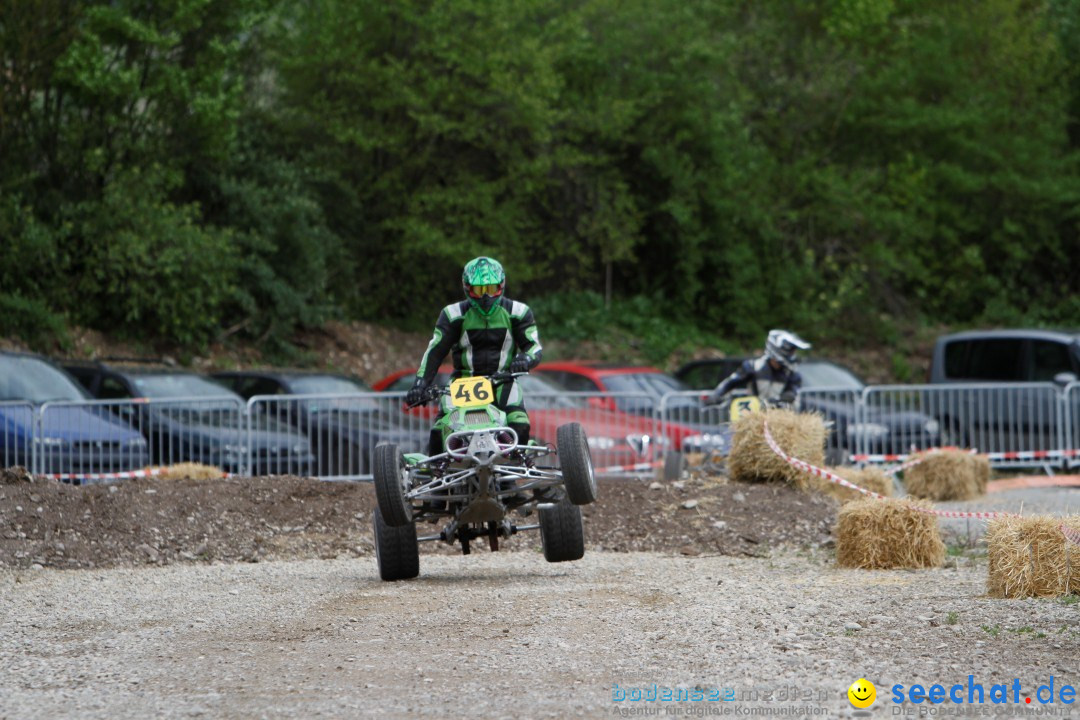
left=2, top=0, right=1077, bottom=351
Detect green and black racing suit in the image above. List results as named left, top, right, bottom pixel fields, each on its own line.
left=415, top=296, right=543, bottom=455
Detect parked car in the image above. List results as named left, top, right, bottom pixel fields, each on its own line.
left=372, top=368, right=683, bottom=465
left=0, top=352, right=149, bottom=477
left=928, top=329, right=1079, bottom=454
left=60, top=361, right=315, bottom=475
left=930, top=329, right=1080, bottom=384
left=673, top=356, right=942, bottom=461
left=212, top=369, right=428, bottom=476
left=533, top=362, right=701, bottom=418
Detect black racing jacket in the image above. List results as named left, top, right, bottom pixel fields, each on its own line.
left=710, top=355, right=802, bottom=403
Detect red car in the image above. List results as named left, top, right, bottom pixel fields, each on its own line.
left=373, top=367, right=672, bottom=469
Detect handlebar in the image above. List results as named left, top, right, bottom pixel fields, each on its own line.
left=404, top=371, right=528, bottom=409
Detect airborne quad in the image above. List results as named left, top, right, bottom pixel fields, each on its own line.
left=372, top=372, right=597, bottom=581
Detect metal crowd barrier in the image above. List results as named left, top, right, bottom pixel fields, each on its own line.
left=37, top=397, right=252, bottom=479
left=861, top=383, right=1065, bottom=470
left=521, top=389, right=662, bottom=476
left=247, top=392, right=427, bottom=481
left=1065, top=382, right=1080, bottom=469
left=0, top=401, right=36, bottom=474
left=656, top=384, right=1078, bottom=471
left=9, top=382, right=1080, bottom=480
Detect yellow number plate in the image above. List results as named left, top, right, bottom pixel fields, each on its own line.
left=449, top=377, right=495, bottom=408
left=729, top=396, right=762, bottom=422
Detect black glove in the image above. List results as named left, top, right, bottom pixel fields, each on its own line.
left=779, top=390, right=797, bottom=405
left=509, top=354, right=532, bottom=374
left=406, top=378, right=429, bottom=406
left=702, top=392, right=724, bottom=407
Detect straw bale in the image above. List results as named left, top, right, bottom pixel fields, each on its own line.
left=727, top=409, right=826, bottom=487
left=903, top=450, right=987, bottom=501
left=152, top=463, right=226, bottom=481
left=835, top=498, right=945, bottom=569
left=986, top=515, right=1080, bottom=598
left=806, top=467, right=894, bottom=504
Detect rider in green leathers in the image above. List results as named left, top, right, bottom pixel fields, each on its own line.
left=406, top=257, right=543, bottom=456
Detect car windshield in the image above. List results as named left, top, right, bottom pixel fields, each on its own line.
left=131, top=373, right=241, bottom=400
left=0, top=355, right=89, bottom=403
left=288, top=376, right=369, bottom=394
left=603, top=373, right=690, bottom=398
left=799, top=362, right=864, bottom=390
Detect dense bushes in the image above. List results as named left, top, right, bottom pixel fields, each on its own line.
left=1, top=0, right=1078, bottom=352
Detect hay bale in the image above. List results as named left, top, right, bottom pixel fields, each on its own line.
left=806, top=467, right=894, bottom=504
left=835, top=498, right=945, bottom=569
left=153, top=463, right=225, bottom=481
left=727, top=409, right=826, bottom=487
left=903, top=450, right=987, bottom=501
left=986, top=515, right=1080, bottom=598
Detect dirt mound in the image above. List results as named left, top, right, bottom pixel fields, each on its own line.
left=0, top=473, right=837, bottom=570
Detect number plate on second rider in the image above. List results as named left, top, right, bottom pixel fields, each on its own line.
left=449, top=377, right=494, bottom=408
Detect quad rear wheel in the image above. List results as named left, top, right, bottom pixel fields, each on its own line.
left=539, top=497, right=585, bottom=563
left=373, top=444, right=411, bottom=526
left=557, top=423, right=597, bottom=505
left=373, top=506, right=419, bottom=581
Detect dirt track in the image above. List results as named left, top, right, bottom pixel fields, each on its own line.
left=2, top=551, right=1078, bottom=719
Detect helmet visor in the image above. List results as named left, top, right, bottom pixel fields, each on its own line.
left=467, top=283, right=503, bottom=299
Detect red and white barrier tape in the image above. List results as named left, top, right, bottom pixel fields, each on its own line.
left=1062, top=524, right=1080, bottom=546
left=856, top=448, right=1080, bottom=464
left=36, top=468, right=165, bottom=482
left=595, top=460, right=662, bottom=474
left=885, top=448, right=978, bottom=476
left=35, top=468, right=231, bottom=482
left=761, top=420, right=1017, bottom=520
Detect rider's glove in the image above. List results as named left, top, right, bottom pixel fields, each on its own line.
left=509, top=354, right=532, bottom=374
left=406, top=378, right=429, bottom=406
left=779, top=390, right=797, bottom=405
left=703, top=392, right=724, bottom=407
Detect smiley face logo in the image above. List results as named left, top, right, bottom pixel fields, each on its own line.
left=848, top=678, right=876, bottom=708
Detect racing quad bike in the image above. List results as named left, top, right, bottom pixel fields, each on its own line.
left=372, top=372, right=598, bottom=581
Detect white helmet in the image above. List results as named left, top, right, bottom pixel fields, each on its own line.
left=765, top=329, right=810, bottom=370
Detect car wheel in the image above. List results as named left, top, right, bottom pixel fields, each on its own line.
left=373, top=506, right=419, bottom=581
left=539, top=498, right=585, bottom=563
left=373, top=444, right=412, bottom=527
left=556, top=423, right=597, bottom=505
left=663, top=450, right=685, bottom=481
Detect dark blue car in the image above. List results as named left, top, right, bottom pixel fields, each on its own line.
left=0, top=352, right=150, bottom=477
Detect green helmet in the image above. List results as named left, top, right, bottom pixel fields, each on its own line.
left=462, top=256, right=505, bottom=314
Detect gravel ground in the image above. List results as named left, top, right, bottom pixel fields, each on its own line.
left=2, top=550, right=1077, bottom=720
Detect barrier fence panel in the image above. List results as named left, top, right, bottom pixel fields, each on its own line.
left=522, top=389, right=660, bottom=476
left=657, top=390, right=727, bottom=459
left=862, top=384, right=1065, bottom=469
left=0, top=402, right=36, bottom=474
left=1066, top=382, right=1080, bottom=469
left=35, top=400, right=152, bottom=480
left=248, top=392, right=427, bottom=481
left=795, top=388, right=864, bottom=463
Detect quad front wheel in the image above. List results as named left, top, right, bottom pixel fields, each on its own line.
left=539, top=497, right=585, bottom=562
left=373, top=506, right=419, bottom=581
left=557, top=423, right=597, bottom=505
left=373, top=444, right=412, bottom=527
